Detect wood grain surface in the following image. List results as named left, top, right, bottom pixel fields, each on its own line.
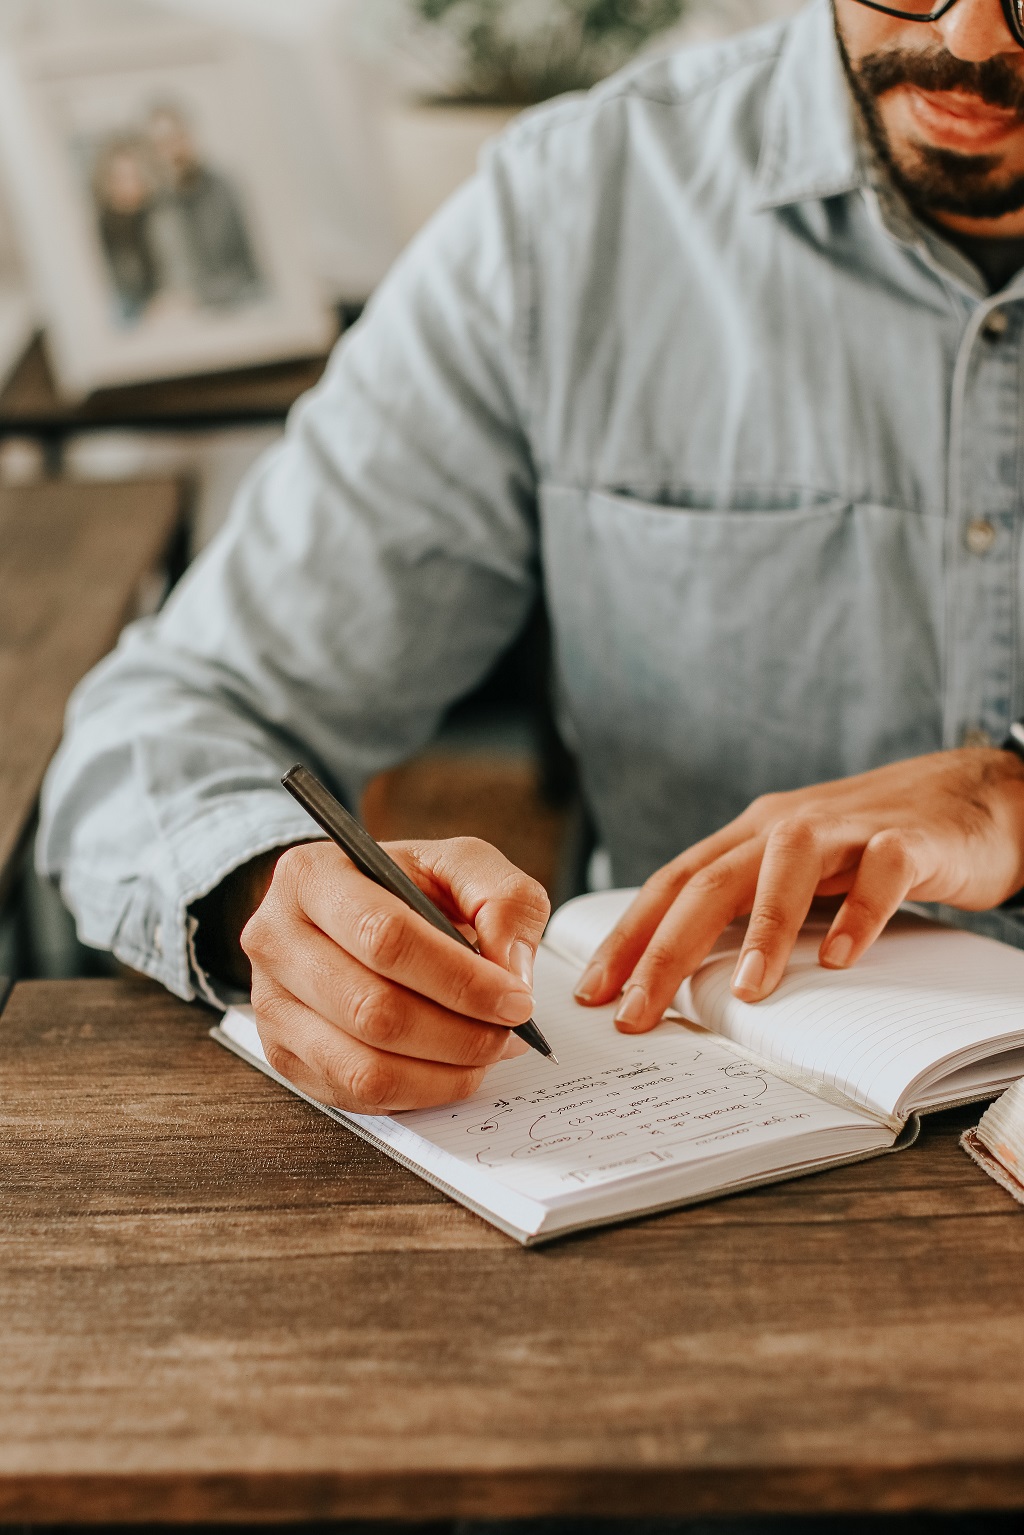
left=0, top=479, right=182, bottom=903
left=0, top=334, right=331, bottom=434
left=2, top=978, right=1023, bottom=1523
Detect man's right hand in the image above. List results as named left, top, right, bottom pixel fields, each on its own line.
left=240, top=838, right=550, bottom=1113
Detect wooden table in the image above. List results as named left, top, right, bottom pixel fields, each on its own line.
left=0, top=479, right=183, bottom=906
left=2, top=977, right=1023, bottom=1524
left=0, top=333, right=336, bottom=469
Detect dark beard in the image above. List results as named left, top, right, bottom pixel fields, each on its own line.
left=834, top=18, right=1024, bottom=219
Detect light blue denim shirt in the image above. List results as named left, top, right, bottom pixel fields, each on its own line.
left=38, top=0, right=1024, bottom=1000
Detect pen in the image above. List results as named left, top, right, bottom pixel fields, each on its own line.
left=281, top=764, right=558, bottom=1064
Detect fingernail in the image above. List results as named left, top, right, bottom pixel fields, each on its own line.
left=574, top=960, right=604, bottom=1002
left=500, top=1033, right=531, bottom=1061
left=509, top=939, right=535, bottom=991
left=822, top=932, right=854, bottom=969
left=614, top=984, right=647, bottom=1030
left=732, top=949, right=766, bottom=997
left=496, top=989, right=535, bottom=1026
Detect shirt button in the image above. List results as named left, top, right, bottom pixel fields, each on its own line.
left=965, top=517, right=997, bottom=555
left=963, top=727, right=994, bottom=749
left=153, top=922, right=163, bottom=955
left=983, top=309, right=1010, bottom=339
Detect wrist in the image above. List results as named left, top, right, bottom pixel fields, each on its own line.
left=190, top=844, right=308, bottom=991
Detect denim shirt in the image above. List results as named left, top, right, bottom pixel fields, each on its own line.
left=38, top=0, right=1024, bottom=1000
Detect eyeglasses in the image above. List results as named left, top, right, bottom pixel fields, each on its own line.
left=850, top=0, right=1024, bottom=47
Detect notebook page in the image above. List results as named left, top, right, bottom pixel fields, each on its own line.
left=689, top=922, right=1024, bottom=1122
left=385, top=947, right=883, bottom=1207
left=546, top=892, right=1024, bottom=1123
left=218, top=948, right=884, bottom=1217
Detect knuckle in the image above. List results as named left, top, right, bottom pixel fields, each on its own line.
left=868, top=827, right=916, bottom=871
left=462, top=1025, right=508, bottom=1068
left=450, top=1066, right=488, bottom=1104
left=636, top=937, right=682, bottom=977
left=455, top=838, right=552, bottom=924
left=645, top=861, right=687, bottom=899
left=688, top=861, right=734, bottom=900
left=352, top=905, right=411, bottom=973
left=444, top=960, right=480, bottom=1019
left=344, top=1053, right=398, bottom=1113
left=595, top=928, right=631, bottom=970
left=444, top=835, right=497, bottom=882
left=275, top=841, right=317, bottom=901
left=749, top=791, right=784, bottom=821
left=240, top=906, right=268, bottom=960
left=767, top=814, right=820, bottom=856
left=263, top=1040, right=297, bottom=1079
left=843, top=890, right=888, bottom=925
left=516, top=877, right=552, bottom=929
left=494, top=867, right=551, bottom=924
left=273, top=841, right=305, bottom=881
left=747, top=903, right=790, bottom=940
left=349, top=981, right=406, bottom=1049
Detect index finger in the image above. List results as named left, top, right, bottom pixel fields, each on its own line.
left=275, top=843, right=536, bottom=1029
left=397, top=836, right=550, bottom=980
left=607, top=842, right=763, bottom=1034
left=574, top=824, right=755, bottom=1006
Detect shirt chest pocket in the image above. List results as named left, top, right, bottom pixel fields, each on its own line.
left=538, top=484, right=946, bottom=868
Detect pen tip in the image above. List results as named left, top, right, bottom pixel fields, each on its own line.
left=548, top=1051, right=559, bottom=1065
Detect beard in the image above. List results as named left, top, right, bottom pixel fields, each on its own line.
left=834, top=16, right=1024, bottom=219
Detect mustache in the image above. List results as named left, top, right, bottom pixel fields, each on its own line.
left=857, top=45, right=1024, bottom=117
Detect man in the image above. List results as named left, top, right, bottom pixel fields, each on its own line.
left=39, top=0, right=1024, bottom=1113
left=146, top=104, right=263, bottom=309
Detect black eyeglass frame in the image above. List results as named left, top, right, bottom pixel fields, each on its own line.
left=850, top=0, right=1024, bottom=46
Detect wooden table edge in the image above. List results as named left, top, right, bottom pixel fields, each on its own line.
left=1, top=1461, right=1022, bottom=1523
left=0, top=477, right=186, bottom=907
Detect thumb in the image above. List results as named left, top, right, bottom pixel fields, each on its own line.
left=391, top=837, right=550, bottom=986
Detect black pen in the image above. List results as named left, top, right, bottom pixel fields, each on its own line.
left=282, top=765, right=558, bottom=1064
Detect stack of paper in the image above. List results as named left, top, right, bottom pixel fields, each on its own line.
left=962, top=1079, right=1024, bottom=1208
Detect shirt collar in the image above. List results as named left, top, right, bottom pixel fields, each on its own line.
left=754, top=0, right=865, bottom=212
left=750, top=2, right=1023, bottom=299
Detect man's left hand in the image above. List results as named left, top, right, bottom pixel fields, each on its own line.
left=574, top=747, right=1024, bottom=1032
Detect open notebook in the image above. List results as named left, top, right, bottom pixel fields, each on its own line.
left=213, top=888, right=1024, bottom=1245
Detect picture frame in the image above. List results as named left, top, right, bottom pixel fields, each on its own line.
left=150, top=0, right=401, bottom=302
left=0, top=23, right=335, bottom=398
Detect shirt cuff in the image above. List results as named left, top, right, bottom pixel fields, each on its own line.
left=75, top=791, right=329, bottom=1005
left=910, top=901, right=1024, bottom=952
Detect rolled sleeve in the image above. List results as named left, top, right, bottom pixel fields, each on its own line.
left=37, top=136, right=540, bottom=998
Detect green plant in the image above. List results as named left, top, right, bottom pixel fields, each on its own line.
left=409, top=0, right=688, bottom=104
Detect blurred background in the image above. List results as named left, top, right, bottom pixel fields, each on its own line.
left=0, top=0, right=801, bottom=983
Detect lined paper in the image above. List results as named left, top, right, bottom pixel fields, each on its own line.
left=691, top=926, right=1024, bottom=1120
left=217, top=946, right=890, bottom=1236
left=344, top=948, right=879, bottom=1205
left=546, top=893, right=1024, bottom=1123
left=219, top=949, right=881, bottom=1205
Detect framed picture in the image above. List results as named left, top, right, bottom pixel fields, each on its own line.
left=151, top=0, right=401, bottom=302
left=0, top=24, right=335, bottom=398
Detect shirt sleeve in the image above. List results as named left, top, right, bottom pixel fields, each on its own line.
left=36, top=137, right=540, bottom=1002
